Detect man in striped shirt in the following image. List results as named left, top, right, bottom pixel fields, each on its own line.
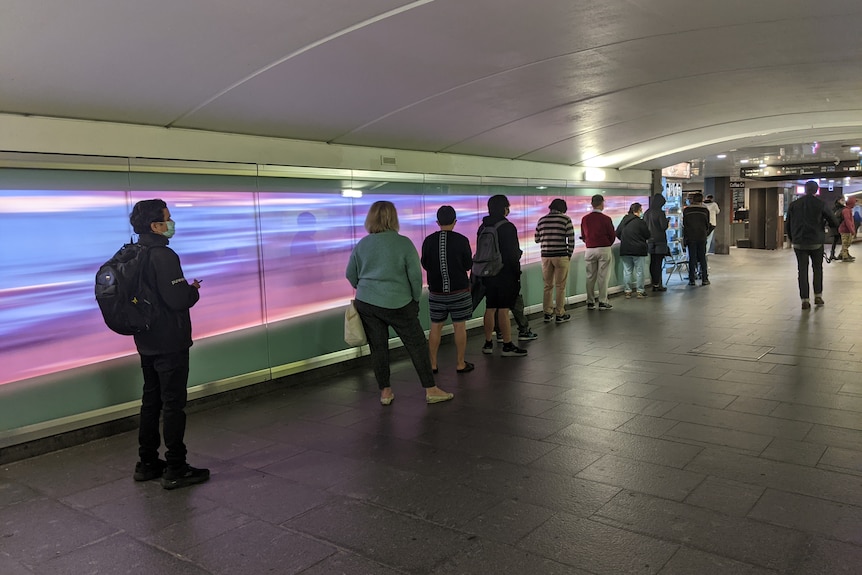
left=535, top=198, right=575, bottom=322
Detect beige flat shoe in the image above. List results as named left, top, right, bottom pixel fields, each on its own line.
left=426, top=392, right=454, bottom=404
left=380, top=394, right=395, bottom=406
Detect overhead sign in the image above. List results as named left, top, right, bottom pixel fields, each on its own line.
left=741, top=160, right=862, bottom=181
left=729, top=181, right=745, bottom=188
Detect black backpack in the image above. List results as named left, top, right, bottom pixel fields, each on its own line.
left=95, top=243, right=158, bottom=335
left=472, top=221, right=506, bottom=277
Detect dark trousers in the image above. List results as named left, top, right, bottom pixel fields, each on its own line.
left=354, top=299, right=435, bottom=389
left=794, top=247, right=823, bottom=299
left=494, top=293, right=528, bottom=333
left=138, top=350, right=189, bottom=469
left=648, top=253, right=664, bottom=287
left=687, top=241, right=708, bottom=282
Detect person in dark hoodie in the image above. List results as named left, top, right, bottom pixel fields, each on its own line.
left=643, top=193, right=670, bottom=291
left=785, top=180, right=839, bottom=309
left=129, top=199, right=209, bottom=490
left=825, top=197, right=844, bottom=262
left=478, top=195, right=528, bottom=357
left=616, top=202, right=651, bottom=298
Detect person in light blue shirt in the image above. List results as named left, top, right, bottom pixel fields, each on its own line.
left=346, top=201, right=453, bottom=405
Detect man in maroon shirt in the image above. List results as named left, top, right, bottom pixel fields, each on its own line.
left=580, top=194, right=617, bottom=310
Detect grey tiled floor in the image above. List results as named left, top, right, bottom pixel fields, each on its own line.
left=3, top=248, right=862, bottom=574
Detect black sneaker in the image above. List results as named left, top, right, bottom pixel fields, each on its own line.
left=543, top=313, right=553, bottom=323
left=495, top=331, right=503, bottom=342
left=133, top=459, right=166, bottom=482
left=160, top=465, right=210, bottom=490
left=598, top=302, right=613, bottom=311
left=701, top=279, right=711, bottom=285
left=555, top=314, right=571, bottom=323
left=518, top=329, right=538, bottom=341
left=500, top=343, right=528, bottom=357
left=586, top=301, right=597, bottom=310
left=482, top=340, right=494, bottom=354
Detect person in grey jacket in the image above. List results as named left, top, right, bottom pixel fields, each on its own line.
left=785, top=181, right=839, bottom=309
left=346, top=200, right=453, bottom=404
left=643, top=193, right=669, bottom=291
left=616, top=202, right=652, bottom=298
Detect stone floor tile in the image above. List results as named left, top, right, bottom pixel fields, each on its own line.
left=615, top=415, right=679, bottom=438
left=576, top=454, right=705, bottom=501
left=793, top=537, right=862, bottom=574
left=0, top=478, right=40, bottom=509
left=517, top=511, right=678, bottom=574
left=528, top=445, right=604, bottom=476
left=644, top=385, right=737, bottom=409
left=184, top=520, right=335, bottom=575
left=725, top=396, right=781, bottom=415
left=657, top=547, right=779, bottom=574
left=144, top=505, right=255, bottom=553
left=662, top=404, right=812, bottom=440
left=770, top=403, right=862, bottom=431
left=684, top=477, right=765, bottom=517
left=595, top=491, right=808, bottom=572
left=459, top=498, right=556, bottom=545
left=0, top=554, right=33, bottom=575
left=803, top=424, right=862, bottom=450
left=433, top=538, right=593, bottom=575
left=759, top=438, right=826, bottom=466
left=538, top=403, right=636, bottom=429
left=664, top=421, right=773, bottom=452
left=747, top=489, right=862, bottom=546
left=818, top=445, right=862, bottom=473
left=297, top=551, right=405, bottom=575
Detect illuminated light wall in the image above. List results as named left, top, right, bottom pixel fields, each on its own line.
left=0, top=167, right=647, bottom=441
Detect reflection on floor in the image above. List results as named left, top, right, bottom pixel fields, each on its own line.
left=3, top=248, right=862, bottom=574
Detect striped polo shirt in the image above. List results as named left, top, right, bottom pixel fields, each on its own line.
left=534, top=210, right=575, bottom=257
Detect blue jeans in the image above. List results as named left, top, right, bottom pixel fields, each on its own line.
left=620, top=255, right=645, bottom=293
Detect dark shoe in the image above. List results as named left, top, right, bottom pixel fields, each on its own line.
left=652, top=285, right=667, bottom=292
left=598, top=302, right=613, bottom=311
left=482, top=340, right=494, bottom=354
left=586, top=301, right=597, bottom=310
left=160, top=465, right=210, bottom=490
left=500, top=343, right=528, bottom=357
left=495, top=331, right=503, bottom=342
left=518, top=329, right=538, bottom=341
left=432, top=368, right=438, bottom=374
left=555, top=314, right=571, bottom=323
left=814, top=296, right=825, bottom=306
left=134, top=459, right=166, bottom=482
left=801, top=301, right=811, bottom=310
left=543, top=313, right=553, bottom=323
left=701, top=279, right=711, bottom=286
left=457, top=362, right=475, bottom=373
left=688, top=281, right=696, bottom=286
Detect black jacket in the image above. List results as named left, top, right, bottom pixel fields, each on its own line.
left=683, top=205, right=712, bottom=242
left=786, top=194, right=838, bottom=249
left=478, top=215, right=521, bottom=281
left=421, top=230, right=472, bottom=293
left=643, top=194, right=669, bottom=244
left=616, top=214, right=651, bottom=256
left=133, top=233, right=200, bottom=355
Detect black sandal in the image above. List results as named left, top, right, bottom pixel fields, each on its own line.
left=456, top=362, right=475, bottom=373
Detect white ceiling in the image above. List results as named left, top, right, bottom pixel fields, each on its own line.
left=4, top=0, right=862, bottom=180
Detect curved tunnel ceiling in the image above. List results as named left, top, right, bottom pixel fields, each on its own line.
left=3, top=0, right=862, bottom=179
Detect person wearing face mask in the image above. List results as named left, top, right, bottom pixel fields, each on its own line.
left=615, top=202, right=651, bottom=299
left=128, top=199, right=208, bottom=490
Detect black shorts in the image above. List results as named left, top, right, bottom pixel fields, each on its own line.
left=483, top=277, right=519, bottom=309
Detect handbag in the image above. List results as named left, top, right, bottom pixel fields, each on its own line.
left=344, top=300, right=367, bottom=346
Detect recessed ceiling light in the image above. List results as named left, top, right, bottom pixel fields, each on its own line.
left=535, top=186, right=547, bottom=190
left=717, top=154, right=727, bottom=159
left=759, top=163, right=767, bottom=168
left=740, top=159, right=750, bottom=164
left=851, top=146, right=861, bottom=152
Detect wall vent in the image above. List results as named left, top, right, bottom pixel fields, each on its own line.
left=380, top=155, right=397, bottom=168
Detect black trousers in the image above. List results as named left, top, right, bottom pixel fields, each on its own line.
left=354, top=299, right=435, bottom=389
left=138, top=350, right=189, bottom=469
left=687, top=241, right=708, bottom=282
left=794, top=247, right=823, bottom=299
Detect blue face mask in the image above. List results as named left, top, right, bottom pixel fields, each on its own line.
left=161, top=220, right=176, bottom=238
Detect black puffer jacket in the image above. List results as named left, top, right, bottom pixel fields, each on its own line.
left=133, top=233, right=200, bottom=355
left=616, top=214, right=651, bottom=256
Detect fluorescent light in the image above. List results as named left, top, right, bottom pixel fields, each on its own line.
left=851, top=146, right=861, bottom=152
left=759, top=163, right=767, bottom=168
left=584, top=168, right=606, bottom=182
left=535, top=186, right=548, bottom=190
left=716, top=154, right=727, bottom=159
left=740, top=159, right=750, bottom=164
left=341, top=189, right=363, bottom=198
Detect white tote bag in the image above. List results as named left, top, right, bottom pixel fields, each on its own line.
left=344, top=300, right=367, bottom=346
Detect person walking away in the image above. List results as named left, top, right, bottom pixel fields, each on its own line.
left=421, top=205, right=475, bottom=374
left=703, top=194, right=721, bottom=253
left=785, top=180, right=838, bottom=309
left=682, top=192, right=712, bottom=286
left=838, top=197, right=857, bottom=262
left=644, top=193, right=670, bottom=291
left=346, top=201, right=453, bottom=405
left=616, top=202, right=651, bottom=298
left=826, top=197, right=844, bottom=262
left=128, top=199, right=209, bottom=490
left=535, top=198, right=575, bottom=323
left=477, top=195, right=528, bottom=356
left=580, top=194, right=616, bottom=310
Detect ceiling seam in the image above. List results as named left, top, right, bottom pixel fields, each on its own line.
left=164, top=0, right=436, bottom=128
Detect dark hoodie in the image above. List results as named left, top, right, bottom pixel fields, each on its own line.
left=643, top=194, right=669, bottom=244
left=478, top=214, right=522, bottom=280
